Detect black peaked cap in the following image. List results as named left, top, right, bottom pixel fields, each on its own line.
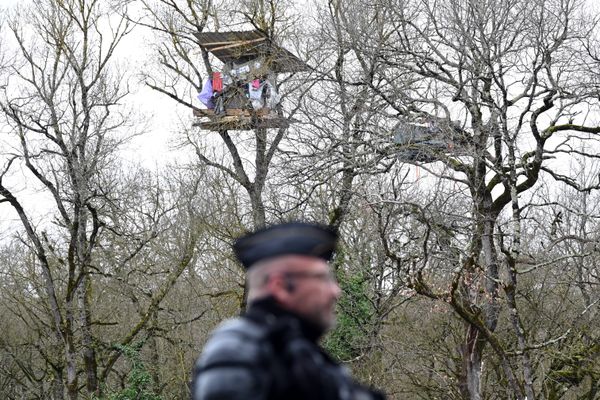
left=233, top=222, right=338, bottom=269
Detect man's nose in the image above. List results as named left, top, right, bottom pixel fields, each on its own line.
left=331, top=281, right=342, bottom=299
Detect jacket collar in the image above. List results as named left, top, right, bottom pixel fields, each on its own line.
left=245, top=296, right=324, bottom=342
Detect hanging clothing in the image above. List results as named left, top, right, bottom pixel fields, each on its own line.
left=212, top=72, right=223, bottom=93
left=264, top=81, right=280, bottom=109
left=249, top=80, right=266, bottom=109
left=197, top=79, right=214, bottom=109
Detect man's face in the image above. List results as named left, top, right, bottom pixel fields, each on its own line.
left=272, top=255, right=342, bottom=332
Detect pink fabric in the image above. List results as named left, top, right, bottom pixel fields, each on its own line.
left=213, top=72, right=223, bottom=92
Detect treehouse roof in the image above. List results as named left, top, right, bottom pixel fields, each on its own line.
left=195, top=30, right=308, bottom=73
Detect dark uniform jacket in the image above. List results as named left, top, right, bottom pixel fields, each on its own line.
left=191, top=298, right=385, bottom=400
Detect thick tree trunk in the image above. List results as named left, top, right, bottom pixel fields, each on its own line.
left=150, top=311, right=162, bottom=395
left=461, top=326, right=483, bottom=400
left=79, top=277, right=98, bottom=396
left=459, top=167, right=500, bottom=400
left=77, top=207, right=99, bottom=396
left=51, top=367, right=65, bottom=400
left=249, top=188, right=266, bottom=228
left=64, top=324, right=79, bottom=400
left=251, top=127, right=268, bottom=229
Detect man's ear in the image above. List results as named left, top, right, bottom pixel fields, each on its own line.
left=268, top=273, right=293, bottom=303
left=284, top=278, right=296, bottom=293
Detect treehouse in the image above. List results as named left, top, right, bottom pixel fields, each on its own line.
left=193, top=30, right=308, bottom=131
left=393, top=121, right=467, bottom=163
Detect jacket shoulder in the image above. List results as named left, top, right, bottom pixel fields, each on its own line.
left=191, top=317, right=273, bottom=400
left=196, top=317, right=270, bottom=370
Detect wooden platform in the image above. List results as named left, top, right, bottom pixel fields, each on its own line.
left=192, top=108, right=293, bottom=131
left=193, top=108, right=270, bottom=118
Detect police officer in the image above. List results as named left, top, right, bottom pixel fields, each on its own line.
left=191, top=222, right=386, bottom=400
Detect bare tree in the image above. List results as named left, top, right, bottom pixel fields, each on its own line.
left=338, top=0, right=600, bottom=398
left=0, top=1, right=205, bottom=398
left=277, top=0, right=398, bottom=230
left=0, top=0, right=135, bottom=396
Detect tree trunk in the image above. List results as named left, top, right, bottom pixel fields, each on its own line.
left=51, top=367, right=65, bottom=400
left=249, top=187, right=266, bottom=228
left=64, top=324, right=79, bottom=400
left=149, top=311, right=162, bottom=396
left=79, top=275, right=98, bottom=396
left=461, top=326, right=483, bottom=400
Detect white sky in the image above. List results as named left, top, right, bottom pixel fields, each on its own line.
left=0, top=0, right=20, bottom=6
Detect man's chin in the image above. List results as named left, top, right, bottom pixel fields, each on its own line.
left=320, top=315, right=337, bottom=332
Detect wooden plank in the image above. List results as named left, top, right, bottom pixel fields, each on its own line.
left=208, top=37, right=267, bottom=52
left=192, top=116, right=293, bottom=131
left=225, top=108, right=270, bottom=116
left=193, top=108, right=215, bottom=117
left=193, top=108, right=271, bottom=118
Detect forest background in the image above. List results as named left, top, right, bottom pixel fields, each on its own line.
left=0, top=0, right=599, bottom=399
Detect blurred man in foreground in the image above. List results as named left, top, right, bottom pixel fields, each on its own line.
left=191, top=222, right=386, bottom=400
